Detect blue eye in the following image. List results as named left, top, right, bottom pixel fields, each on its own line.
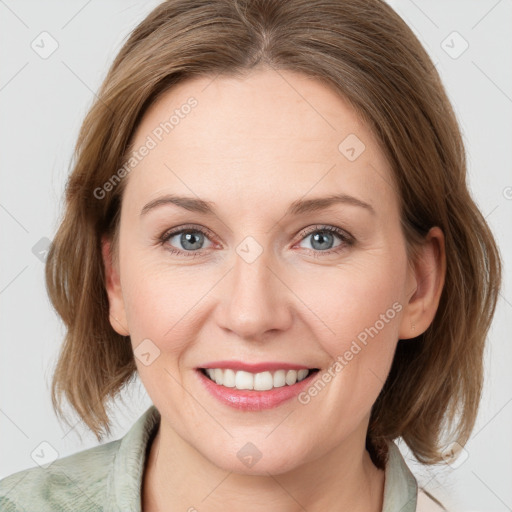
left=301, top=229, right=341, bottom=251
left=296, top=225, right=353, bottom=255
left=160, top=226, right=213, bottom=256
left=158, top=224, right=353, bottom=257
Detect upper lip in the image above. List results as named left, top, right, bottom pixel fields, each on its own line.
left=198, top=361, right=317, bottom=373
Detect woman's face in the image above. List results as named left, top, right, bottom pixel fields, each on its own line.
left=105, top=68, right=421, bottom=474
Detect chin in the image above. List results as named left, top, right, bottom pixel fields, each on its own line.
left=200, top=439, right=310, bottom=476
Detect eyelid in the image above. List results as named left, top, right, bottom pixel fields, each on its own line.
left=295, top=224, right=353, bottom=244
left=160, top=223, right=218, bottom=243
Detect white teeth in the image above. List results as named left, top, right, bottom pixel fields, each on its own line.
left=297, top=369, right=309, bottom=381
left=223, top=369, right=236, bottom=388
left=273, top=369, right=286, bottom=388
left=203, top=368, right=313, bottom=390
left=285, top=370, right=298, bottom=385
left=214, top=368, right=224, bottom=385
left=254, top=371, right=273, bottom=391
left=235, top=370, right=254, bottom=390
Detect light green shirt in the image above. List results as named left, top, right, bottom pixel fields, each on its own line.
left=0, top=405, right=444, bottom=511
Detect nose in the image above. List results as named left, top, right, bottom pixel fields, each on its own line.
left=215, top=247, right=293, bottom=341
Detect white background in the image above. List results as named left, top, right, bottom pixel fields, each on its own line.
left=0, top=1, right=511, bottom=510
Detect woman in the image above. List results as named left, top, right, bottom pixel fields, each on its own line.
left=0, top=0, right=501, bottom=510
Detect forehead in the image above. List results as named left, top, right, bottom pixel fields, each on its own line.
left=124, top=68, right=398, bottom=219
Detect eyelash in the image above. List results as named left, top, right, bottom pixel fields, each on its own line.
left=157, top=224, right=354, bottom=258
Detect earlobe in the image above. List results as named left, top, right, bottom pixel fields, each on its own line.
left=398, top=227, right=446, bottom=340
left=101, top=235, right=130, bottom=336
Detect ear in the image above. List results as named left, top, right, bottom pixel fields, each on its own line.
left=101, top=235, right=129, bottom=336
left=398, top=226, right=446, bottom=340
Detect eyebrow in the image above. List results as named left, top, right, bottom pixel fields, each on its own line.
left=140, top=193, right=376, bottom=217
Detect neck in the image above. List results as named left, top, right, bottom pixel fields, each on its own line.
left=142, top=419, right=384, bottom=512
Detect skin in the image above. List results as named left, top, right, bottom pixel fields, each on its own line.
left=103, top=66, right=445, bottom=511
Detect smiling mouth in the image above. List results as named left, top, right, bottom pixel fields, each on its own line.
left=199, top=368, right=320, bottom=391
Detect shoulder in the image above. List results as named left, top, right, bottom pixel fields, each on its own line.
left=0, top=405, right=160, bottom=512
left=382, top=441, right=448, bottom=512
left=0, top=438, right=121, bottom=512
left=417, top=488, right=447, bottom=512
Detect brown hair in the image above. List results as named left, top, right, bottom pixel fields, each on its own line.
left=46, top=0, right=502, bottom=466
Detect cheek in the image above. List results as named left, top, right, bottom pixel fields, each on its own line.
left=296, top=251, right=407, bottom=351
left=292, top=251, right=408, bottom=427
left=119, top=244, right=226, bottom=371
left=119, top=259, right=206, bottom=413
left=122, top=265, right=198, bottom=346
left=298, top=250, right=408, bottom=421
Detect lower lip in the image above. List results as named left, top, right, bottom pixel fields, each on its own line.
left=196, top=369, right=319, bottom=411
